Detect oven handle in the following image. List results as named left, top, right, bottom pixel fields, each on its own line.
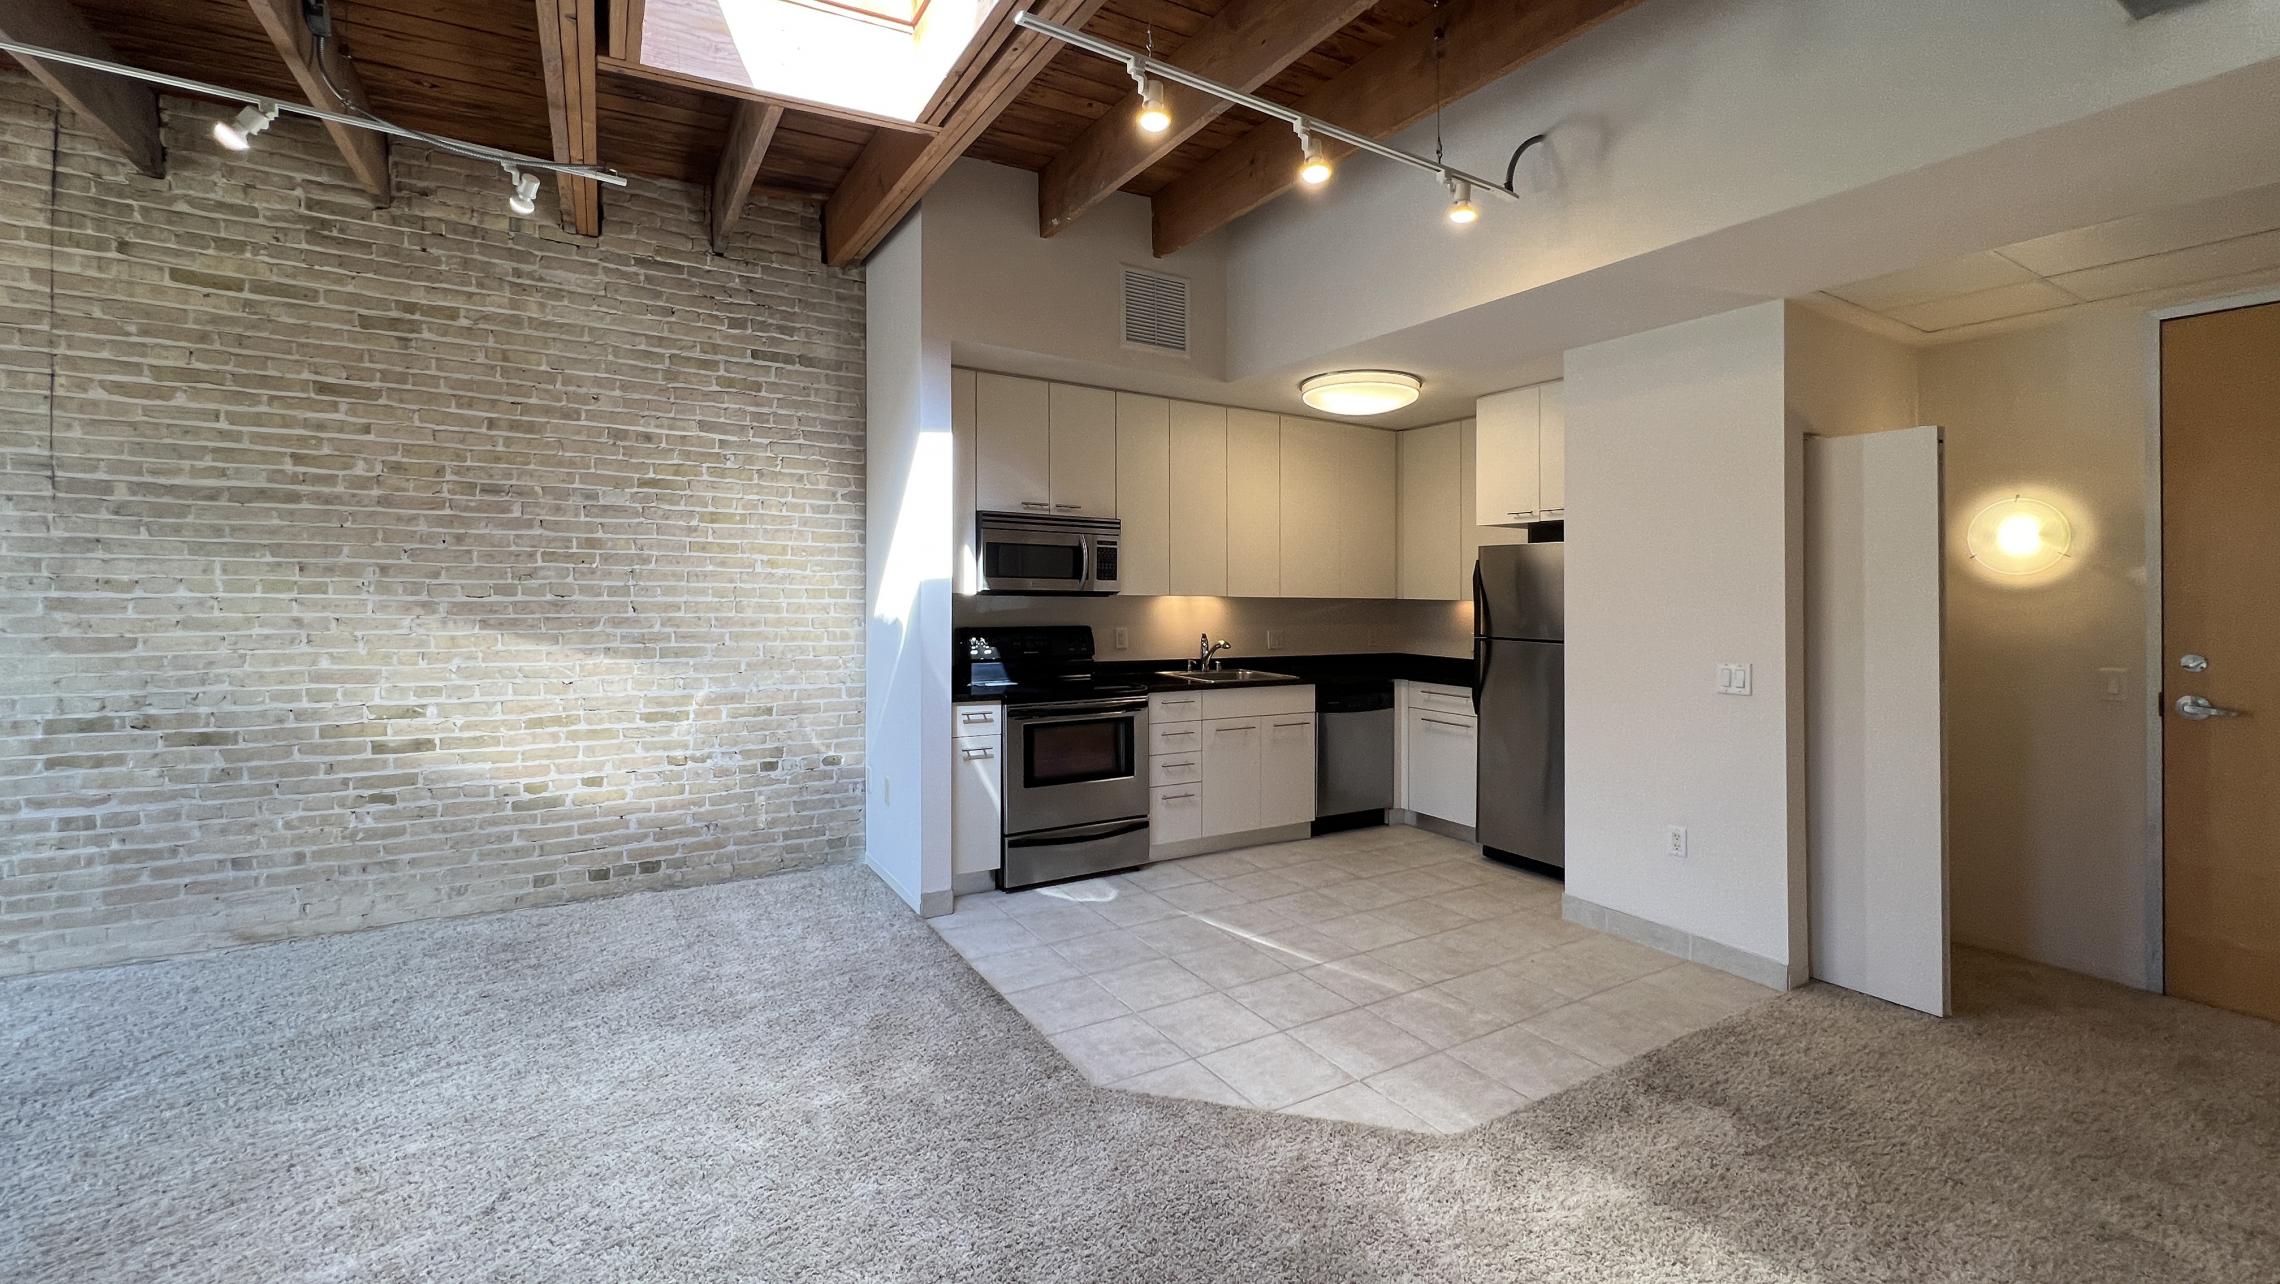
left=1007, top=699, right=1148, bottom=722
left=1006, top=818, right=1151, bottom=849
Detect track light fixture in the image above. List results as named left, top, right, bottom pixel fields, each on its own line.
left=213, top=102, right=279, bottom=152
left=1445, top=177, right=1478, bottom=226
left=1136, top=78, right=1171, bottom=135
left=1296, top=128, right=1332, bottom=187
left=504, top=166, right=542, bottom=217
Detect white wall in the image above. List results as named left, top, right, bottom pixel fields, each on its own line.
left=1563, top=302, right=1806, bottom=979
left=1920, top=307, right=2154, bottom=987
left=864, top=216, right=956, bottom=915
left=953, top=595, right=1473, bottom=662
left=1224, top=0, right=2280, bottom=382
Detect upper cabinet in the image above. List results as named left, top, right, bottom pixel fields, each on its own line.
left=971, top=372, right=1118, bottom=518
left=1397, top=421, right=1463, bottom=601
left=1475, top=380, right=1565, bottom=527
left=1115, top=394, right=1171, bottom=596
left=953, top=369, right=980, bottom=595
left=1166, top=401, right=1229, bottom=597
left=1225, top=410, right=1281, bottom=597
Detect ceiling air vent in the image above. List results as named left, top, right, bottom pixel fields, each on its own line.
left=1121, top=267, right=1190, bottom=356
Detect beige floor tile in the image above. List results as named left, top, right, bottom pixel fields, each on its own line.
left=964, top=944, right=1081, bottom=995
left=1422, top=890, right=1510, bottom=923
left=1367, top=933, right=1487, bottom=985
left=1519, top=995, right=1681, bottom=1065
left=1367, top=988, right=1517, bottom=1049
left=1246, top=923, right=1357, bottom=969
left=1282, top=1082, right=1434, bottom=1132
left=1220, top=870, right=1305, bottom=902
left=1142, top=992, right=1277, bottom=1056
left=1320, top=878, right=1411, bottom=912
left=1199, top=902, right=1297, bottom=937
left=1225, top=971, right=1353, bottom=1028
left=1301, top=955, right=1425, bottom=1005
left=1513, top=934, right=1681, bottom=1000
left=1092, top=957, right=1214, bottom=1011
left=1175, top=941, right=1290, bottom=989
left=1016, top=903, right=1114, bottom=944
left=1632, top=962, right=1780, bottom=1018
left=1089, top=889, right=1183, bottom=929
left=1199, top=1032, right=1353, bottom=1109
left=1448, top=1025, right=1604, bottom=1099
left=1254, top=890, right=1356, bottom=924
left=1374, top=898, right=1480, bottom=938
left=1007, top=976, right=1131, bottom=1034
left=949, top=895, right=1010, bottom=919
left=934, top=915, right=1042, bottom=961
left=1159, top=880, right=1251, bottom=913
left=1050, top=929, right=1165, bottom=975
left=1267, top=862, right=1359, bottom=892
left=1118, top=862, right=1205, bottom=892
left=1181, top=851, right=1264, bottom=879
left=1367, top=1054, right=1526, bottom=1134
left=1313, top=911, right=1420, bottom=953
left=1051, top=1015, right=1189, bottom=1082
left=1428, top=966, right=1566, bottom=1024
left=1130, top=916, right=1239, bottom=954
left=1288, top=1008, right=1433, bottom=1078
left=1239, top=842, right=1316, bottom=871
left=1114, top=1059, right=1250, bottom=1108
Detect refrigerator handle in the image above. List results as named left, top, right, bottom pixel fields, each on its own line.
left=1472, top=558, right=1490, bottom=715
left=1473, top=637, right=1488, bottom=714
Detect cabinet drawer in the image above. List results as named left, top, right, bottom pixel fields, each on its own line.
left=1410, top=686, right=1474, bottom=717
left=955, top=736, right=1001, bottom=761
left=1199, top=684, right=1315, bottom=720
left=953, top=702, right=1003, bottom=737
left=1151, top=784, right=1203, bottom=845
left=1150, top=722, right=1205, bottom=755
left=1150, top=692, right=1204, bottom=724
left=1150, top=755, right=1202, bottom=786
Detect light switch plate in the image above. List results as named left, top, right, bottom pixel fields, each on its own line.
left=2098, top=666, right=2127, bottom=702
left=1266, top=630, right=1284, bottom=651
left=1717, top=663, right=1754, bottom=696
left=1112, top=627, right=1129, bottom=652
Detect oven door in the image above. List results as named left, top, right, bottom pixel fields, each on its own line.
left=978, top=522, right=1091, bottom=595
left=1003, top=700, right=1149, bottom=837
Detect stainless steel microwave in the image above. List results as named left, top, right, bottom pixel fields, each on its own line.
left=975, top=512, right=1120, bottom=595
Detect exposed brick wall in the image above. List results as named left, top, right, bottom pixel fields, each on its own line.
left=0, top=78, right=867, bottom=976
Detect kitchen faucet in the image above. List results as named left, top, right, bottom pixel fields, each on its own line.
left=1192, top=633, right=1232, bottom=672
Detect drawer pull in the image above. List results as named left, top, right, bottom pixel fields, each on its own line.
left=960, top=747, right=995, bottom=759
left=1158, top=759, right=1196, bottom=769
left=1216, top=725, right=1256, bottom=735
left=1420, top=716, right=1473, bottom=730
left=960, top=711, right=994, bottom=722
left=1273, top=720, right=1310, bottom=728
left=1162, top=729, right=1197, bottom=739
left=1158, top=792, right=1196, bottom=801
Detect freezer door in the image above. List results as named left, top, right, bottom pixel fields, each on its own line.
left=1475, top=543, right=1564, bottom=642
left=1475, top=638, right=1564, bottom=867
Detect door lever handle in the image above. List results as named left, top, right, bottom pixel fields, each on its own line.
left=2175, top=695, right=2246, bottom=720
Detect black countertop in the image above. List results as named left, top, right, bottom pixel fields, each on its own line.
left=953, top=652, right=1473, bottom=702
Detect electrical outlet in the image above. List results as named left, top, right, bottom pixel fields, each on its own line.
left=1112, top=627, right=1129, bottom=652
left=2098, top=666, right=2127, bottom=703
left=1665, top=825, right=1687, bottom=858
left=1717, top=663, right=1754, bottom=696
left=1266, top=630, right=1284, bottom=651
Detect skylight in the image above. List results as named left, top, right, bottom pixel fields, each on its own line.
left=639, top=0, right=987, bottom=124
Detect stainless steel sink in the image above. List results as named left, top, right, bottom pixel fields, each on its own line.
left=1154, top=669, right=1298, bottom=685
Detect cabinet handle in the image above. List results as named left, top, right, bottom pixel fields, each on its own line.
left=1020, top=501, right=1051, bottom=510
left=1272, top=720, right=1310, bottom=728
left=1159, top=759, right=1195, bottom=769
left=1540, top=508, right=1564, bottom=517
left=1216, top=725, right=1257, bottom=735
left=1159, top=792, right=1196, bottom=801
left=1162, top=729, right=1197, bottom=739
left=960, top=747, right=995, bottom=759
left=960, top=711, right=994, bottom=722
left=1054, top=503, right=1082, bottom=511
left=1508, top=510, right=1537, bottom=520
left=1420, top=716, right=1473, bottom=730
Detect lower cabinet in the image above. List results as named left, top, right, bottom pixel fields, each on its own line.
left=1200, top=717, right=1264, bottom=836
left=1261, top=714, right=1317, bottom=830
left=1400, top=684, right=1478, bottom=829
left=1149, top=685, right=1315, bottom=852
left=951, top=703, right=1003, bottom=879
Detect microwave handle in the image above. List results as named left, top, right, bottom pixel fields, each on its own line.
left=1079, top=533, right=1093, bottom=591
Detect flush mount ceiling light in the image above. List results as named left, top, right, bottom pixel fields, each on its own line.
left=1966, top=495, right=2073, bottom=575
left=1300, top=370, right=1423, bottom=417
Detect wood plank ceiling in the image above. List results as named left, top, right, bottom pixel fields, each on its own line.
left=30, top=0, right=1624, bottom=261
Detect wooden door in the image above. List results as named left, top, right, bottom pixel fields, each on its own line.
left=2163, top=301, right=2280, bottom=1023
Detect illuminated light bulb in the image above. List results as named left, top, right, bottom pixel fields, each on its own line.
left=1136, top=79, right=1171, bottom=134
left=1447, top=179, right=1479, bottom=226
left=1298, top=131, right=1332, bottom=186
left=214, top=103, right=279, bottom=152
left=1994, top=512, right=2043, bottom=558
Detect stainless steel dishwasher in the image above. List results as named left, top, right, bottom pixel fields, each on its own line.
left=1315, top=680, right=1394, bottom=831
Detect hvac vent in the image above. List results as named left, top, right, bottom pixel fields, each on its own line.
left=1121, top=267, right=1190, bottom=355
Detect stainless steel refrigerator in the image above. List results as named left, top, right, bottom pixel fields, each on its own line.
left=1473, top=542, right=1564, bottom=869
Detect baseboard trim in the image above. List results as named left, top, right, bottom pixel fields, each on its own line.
left=950, top=870, right=997, bottom=897
left=1389, top=809, right=1476, bottom=844
left=1147, top=822, right=1313, bottom=863
left=1560, top=894, right=1795, bottom=991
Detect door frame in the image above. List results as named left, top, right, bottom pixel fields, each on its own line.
left=2141, top=283, right=2280, bottom=994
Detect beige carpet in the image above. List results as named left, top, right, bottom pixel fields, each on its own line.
left=4, top=864, right=2276, bottom=1283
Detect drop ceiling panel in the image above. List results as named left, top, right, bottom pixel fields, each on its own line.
left=1999, top=181, right=2280, bottom=276
left=2049, top=227, right=2280, bottom=301
left=1885, top=279, right=2079, bottom=332
left=1823, top=252, right=2039, bottom=313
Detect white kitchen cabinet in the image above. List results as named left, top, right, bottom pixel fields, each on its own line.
left=1225, top=409, right=1281, bottom=597
left=1536, top=381, right=1565, bottom=518
left=1151, top=784, right=1203, bottom=845
left=1115, top=393, right=1170, bottom=596
left=1338, top=424, right=1398, bottom=598
left=1261, top=713, right=1317, bottom=830
left=1200, top=716, right=1264, bottom=837
left=1277, top=418, right=1341, bottom=599
left=1399, top=421, right=1467, bottom=601
left=1403, top=706, right=1478, bottom=829
left=975, top=372, right=1050, bottom=514
left=953, top=368, right=979, bottom=595
left=952, top=703, right=1004, bottom=879
left=1166, top=401, right=1229, bottom=596
left=1047, top=383, right=1118, bottom=518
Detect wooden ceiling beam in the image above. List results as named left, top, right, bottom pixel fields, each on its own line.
left=1035, top=0, right=1372, bottom=239
left=710, top=99, right=783, bottom=253
left=822, top=0, right=1112, bottom=268
left=245, top=0, right=391, bottom=204
left=0, top=0, right=163, bottom=177
left=534, top=0, right=603, bottom=236
left=1149, top=0, right=1645, bottom=258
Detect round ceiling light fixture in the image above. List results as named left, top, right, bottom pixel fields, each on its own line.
left=1299, top=369, right=1423, bottom=417
left=1965, top=495, right=2073, bottom=576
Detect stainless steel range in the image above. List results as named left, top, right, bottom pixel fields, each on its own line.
left=957, top=627, right=1150, bottom=889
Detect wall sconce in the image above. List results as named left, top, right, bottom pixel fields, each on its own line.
left=1966, top=496, right=2073, bottom=575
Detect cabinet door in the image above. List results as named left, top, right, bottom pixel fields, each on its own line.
left=1166, top=401, right=1228, bottom=596
left=1474, top=385, right=1541, bottom=527
left=1261, top=714, right=1317, bottom=830
left=1404, top=709, right=1478, bottom=828
left=1115, top=393, right=1170, bottom=595
left=975, top=372, right=1050, bottom=513
left=1225, top=409, right=1281, bottom=597
left=952, top=736, right=1003, bottom=876
left=953, top=369, right=980, bottom=594
left=1398, top=422, right=1462, bottom=600
left=1277, top=418, right=1341, bottom=599
left=1536, top=381, right=1565, bottom=516
left=1200, top=717, right=1263, bottom=837
left=1152, top=784, right=1203, bottom=846
left=1339, top=426, right=1399, bottom=598
left=1047, top=383, right=1118, bottom=517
